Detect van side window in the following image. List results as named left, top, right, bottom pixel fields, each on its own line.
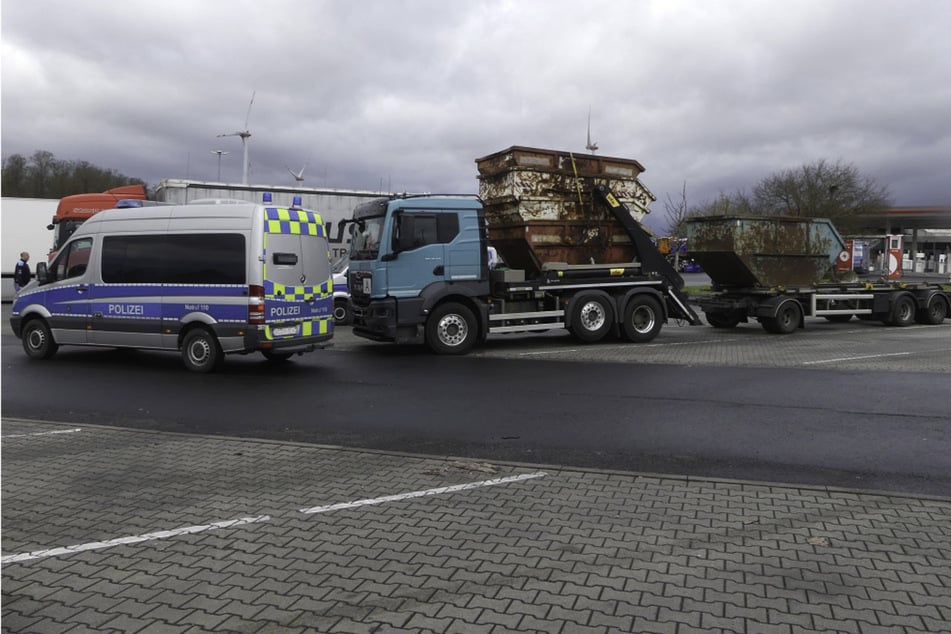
left=52, top=238, right=93, bottom=281
left=102, top=234, right=246, bottom=284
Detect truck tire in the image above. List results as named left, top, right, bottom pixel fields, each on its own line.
left=22, top=318, right=59, bottom=360
left=915, top=294, right=948, bottom=325
left=886, top=294, right=916, bottom=327
left=426, top=302, right=477, bottom=355
left=181, top=328, right=223, bottom=373
left=705, top=311, right=741, bottom=329
left=622, top=295, right=663, bottom=343
left=762, top=300, right=801, bottom=334
left=333, top=299, right=352, bottom=325
left=570, top=294, right=612, bottom=343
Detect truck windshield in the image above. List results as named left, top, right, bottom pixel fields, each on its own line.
left=350, top=215, right=385, bottom=261
left=52, top=219, right=83, bottom=253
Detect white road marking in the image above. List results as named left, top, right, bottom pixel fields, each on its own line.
left=802, top=347, right=951, bottom=365
left=299, top=471, right=548, bottom=514
left=1, top=428, right=82, bottom=439
left=1, top=515, right=271, bottom=564
left=2, top=472, right=548, bottom=564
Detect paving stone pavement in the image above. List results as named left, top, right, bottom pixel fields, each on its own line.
left=2, top=418, right=950, bottom=633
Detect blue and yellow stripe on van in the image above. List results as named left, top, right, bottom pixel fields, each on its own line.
left=262, top=206, right=333, bottom=340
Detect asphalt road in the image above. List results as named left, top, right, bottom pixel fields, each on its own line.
left=3, top=303, right=950, bottom=496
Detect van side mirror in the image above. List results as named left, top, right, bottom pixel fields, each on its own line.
left=36, top=262, right=49, bottom=284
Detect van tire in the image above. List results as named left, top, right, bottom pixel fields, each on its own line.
left=426, top=302, right=477, bottom=355
left=22, top=319, right=58, bottom=360
left=181, top=328, right=223, bottom=373
left=333, top=299, right=352, bottom=325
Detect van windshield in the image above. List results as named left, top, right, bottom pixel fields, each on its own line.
left=350, top=215, right=385, bottom=261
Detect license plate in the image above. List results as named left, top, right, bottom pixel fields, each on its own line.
left=272, top=325, right=298, bottom=337
left=362, top=277, right=372, bottom=294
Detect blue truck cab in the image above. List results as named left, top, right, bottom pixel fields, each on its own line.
left=348, top=195, right=490, bottom=351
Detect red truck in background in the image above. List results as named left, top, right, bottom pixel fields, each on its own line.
left=47, top=184, right=147, bottom=259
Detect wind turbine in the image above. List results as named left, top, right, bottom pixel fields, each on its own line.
left=218, top=91, right=255, bottom=184
left=287, top=163, right=307, bottom=184
left=585, top=107, right=599, bottom=153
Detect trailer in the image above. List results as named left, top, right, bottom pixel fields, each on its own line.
left=348, top=146, right=701, bottom=354
left=686, top=215, right=950, bottom=332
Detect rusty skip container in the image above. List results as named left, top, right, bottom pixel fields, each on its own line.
left=686, top=216, right=846, bottom=288
left=475, top=146, right=656, bottom=276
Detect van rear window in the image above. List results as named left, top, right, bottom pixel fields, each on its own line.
left=102, top=234, right=246, bottom=284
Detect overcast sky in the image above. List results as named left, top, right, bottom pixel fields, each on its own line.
left=2, top=0, right=949, bottom=229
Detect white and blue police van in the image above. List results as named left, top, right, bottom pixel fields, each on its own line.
left=10, top=198, right=334, bottom=372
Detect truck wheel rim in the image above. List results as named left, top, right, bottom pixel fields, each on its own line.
left=438, top=314, right=468, bottom=346
left=631, top=306, right=656, bottom=333
left=581, top=301, right=606, bottom=331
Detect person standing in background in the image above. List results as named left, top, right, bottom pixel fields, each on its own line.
left=14, top=251, right=31, bottom=293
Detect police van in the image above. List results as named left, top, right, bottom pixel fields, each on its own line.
left=10, top=199, right=334, bottom=372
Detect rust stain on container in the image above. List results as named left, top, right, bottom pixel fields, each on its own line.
left=686, top=216, right=846, bottom=287
left=475, top=146, right=656, bottom=274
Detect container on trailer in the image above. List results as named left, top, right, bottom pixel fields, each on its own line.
left=686, top=216, right=846, bottom=288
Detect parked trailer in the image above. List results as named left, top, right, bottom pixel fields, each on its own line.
left=686, top=216, right=950, bottom=332
left=348, top=146, right=701, bottom=354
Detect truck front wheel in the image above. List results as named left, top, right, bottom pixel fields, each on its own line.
left=571, top=294, right=612, bottom=343
left=426, top=302, right=477, bottom=355
left=622, top=295, right=663, bottom=343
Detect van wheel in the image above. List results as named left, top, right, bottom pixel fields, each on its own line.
left=181, top=328, right=223, bottom=373
left=887, top=295, right=916, bottom=327
left=333, top=299, right=352, bottom=325
left=571, top=294, right=612, bottom=343
left=622, top=295, right=663, bottom=342
left=915, top=295, right=947, bottom=325
left=426, top=302, right=477, bottom=355
left=22, top=319, right=59, bottom=360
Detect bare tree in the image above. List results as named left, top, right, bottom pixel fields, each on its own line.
left=752, top=159, right=890, bottom=218
left=663, top=181, right=689, bottom=237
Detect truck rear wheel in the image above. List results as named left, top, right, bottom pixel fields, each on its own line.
left=762, top=300, right=801, bottom=334
left=426, top=302, right=477, bottom=355
left=571, top=294, right=612, bottom=343
left=915, top=295, right=948, bottom=325
left=886, top=295, right=916, bottom=327
left=22, top=318, right=59, bottom=360
left=622, top=295, right=663, bottom=342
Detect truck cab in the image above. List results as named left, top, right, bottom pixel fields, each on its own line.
left=348, top=196, right=490, bottom=349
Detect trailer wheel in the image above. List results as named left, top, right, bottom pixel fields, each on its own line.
left=426, top=302, right=477, bottom=355
left=571, top=294, right=612, bottom=343
left=181, top=328, right=223, bottom=373
left=705, top=312, right=741, bottom=329
left=762, top=300, right=801, bottom=334
left=22, top=318, right=59, bottom=360
left=333, top=299, right=352, bottom=325
left=887, top=295, right=916, bottom=327
left=622, top=295, right=663, bottom=343
left=915, top=295, right=948, bottom=325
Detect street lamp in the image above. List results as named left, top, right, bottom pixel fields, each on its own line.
left=210, top=150, right=229, bottom=181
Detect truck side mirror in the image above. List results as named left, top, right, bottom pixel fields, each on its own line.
left=36, top=262, right=49, bottom=284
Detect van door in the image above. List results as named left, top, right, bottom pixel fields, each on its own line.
left=263, top=231, right=332, bottom=340
left=45, top=237, right=94, bottom=344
